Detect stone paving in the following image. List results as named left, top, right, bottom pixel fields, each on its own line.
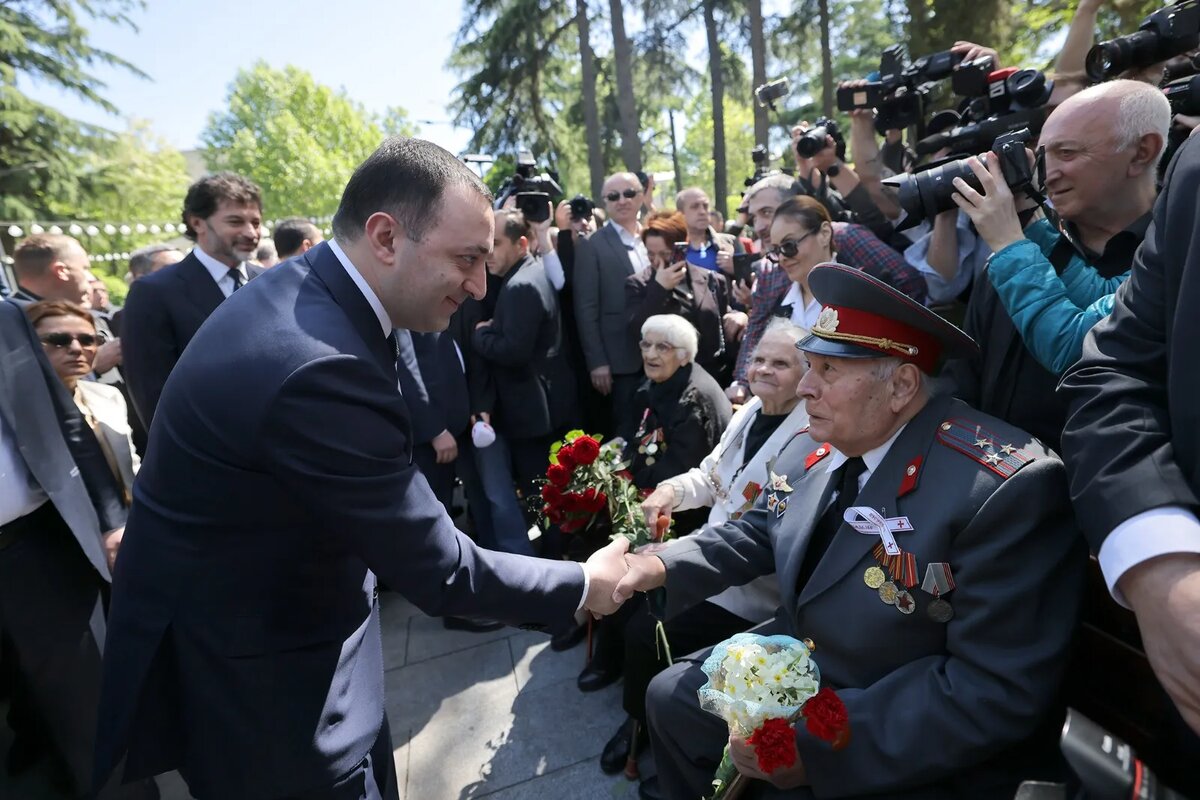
left=1, top=590, right=653, bottom=800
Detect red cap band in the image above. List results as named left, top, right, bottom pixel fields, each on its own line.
left=811, top=305, right=942, bottom=373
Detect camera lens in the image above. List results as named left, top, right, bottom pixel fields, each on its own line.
left=795, top=126, right=829, bottom=158
left=1006, top=69, right=1047, bottom=105
left=884, top=158, right=982, bottom=229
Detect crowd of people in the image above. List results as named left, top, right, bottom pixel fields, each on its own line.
left=4, top=3, right=1200, bottom=798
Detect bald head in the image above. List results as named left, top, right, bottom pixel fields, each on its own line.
left=602, top=172, right=643, bottom=230
left=676, top=187, right=712, bottom=237
left=1054, top=79, right=1170, bottom=155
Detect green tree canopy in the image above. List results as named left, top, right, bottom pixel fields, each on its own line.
left=201, top=62, right=417, bottom=219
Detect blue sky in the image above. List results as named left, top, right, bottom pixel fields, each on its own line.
left=20, top=0, right=474, bottom=154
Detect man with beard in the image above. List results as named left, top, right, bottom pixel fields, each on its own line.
left=120, top=173, right=266, bottom=428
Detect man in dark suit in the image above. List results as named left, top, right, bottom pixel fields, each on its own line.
left=474, top=208, right=577, bottom=513
left=574, top=172, right=651, bottom=431
left=94, top=137, right=631, bottom=800
left=0, top=300, right=155, bottom=799
left=616, top=266, right=1086, bottom=800
left=1060, top=133, right=1200, bottom=740
left=120, top=172, right=265, bottom=428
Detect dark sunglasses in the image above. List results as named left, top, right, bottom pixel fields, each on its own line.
left=40, top=332, right=103, bottom=349
left=766, top=232, right=813, bottom=262
left=605, top=188, right=640, bottom=202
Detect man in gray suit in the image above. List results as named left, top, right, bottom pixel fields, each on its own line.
left=0, top=299, right=155, bottom=798
left=616, top=264, right=1087, bottom=800
left=573, top=171, right=650, bottom=430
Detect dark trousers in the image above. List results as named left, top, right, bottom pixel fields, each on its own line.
left=284, top=717, right=398, bottom=800
left=0, top=502, right=156, bottom=799
left=623, top=601, right=752, bottom=725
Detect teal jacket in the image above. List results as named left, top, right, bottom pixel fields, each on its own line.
left=986, top=218, right=1129, bottom=376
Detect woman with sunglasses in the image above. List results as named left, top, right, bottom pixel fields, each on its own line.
left=765, top=195, right=838, bottom=328
left=626, top=211, right=734, bottom=384
left=25, top=301, right=139, bottom=506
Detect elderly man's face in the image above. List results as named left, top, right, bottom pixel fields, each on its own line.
left=797, top=353, right=902, bottom=456
left=1040, top=96, right=1155, bottom=223
left=603, top=174, right=643, bottom=229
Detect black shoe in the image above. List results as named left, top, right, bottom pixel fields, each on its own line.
left=638, top=776, right=664, bottom=800
left=600, top=716, right=638, bottom=775
left=577, top=660, right=621, bottom=692
left=442, top=616, right=505, bottom=633
left=549, top=623, right=587, bottom=651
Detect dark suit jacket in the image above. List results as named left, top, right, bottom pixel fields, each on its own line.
left=574, top=224, right=643, bottom=375
left=0, top=300, right=125, bottom=575
left=396, top=330, right=470, bottom=444
left=625, top=264, right=731, bottom=384
left=1061, top=134, right=1200, bottom=548
left=95, top=242, right=586, bottom=799
left=473, top=255, right=577, bottom=439
left=120, top=251, right=264, bottom=427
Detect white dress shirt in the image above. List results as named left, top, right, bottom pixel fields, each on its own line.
left=0, top=411, right=47, bottom=527
left=824, top=422, right=908, bottom=497
left=192, top=246, right=250, bottom=299
left=782, top=281, right=823, bottom=330
left=1099, top=507, right=1200, bottom=607
left=326, top=239, right=592, bottom=612
left=609, top=220, right=651, bottom=271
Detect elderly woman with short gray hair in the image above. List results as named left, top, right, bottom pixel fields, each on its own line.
left=619, top=313, right=732, bottom=490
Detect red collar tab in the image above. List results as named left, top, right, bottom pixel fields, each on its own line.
left=898, top=455, right=923, bottom=497
left=805, top=443, right=833, bottom=470
left=812, top=305, right=942, bottom=373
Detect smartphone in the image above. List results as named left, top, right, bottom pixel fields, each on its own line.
left=732, top=253, right=757, bottom=285
left=672, top=242, right=689, bottom=263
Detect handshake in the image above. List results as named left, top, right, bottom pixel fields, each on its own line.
left=581, top=536, right=670, bottom=617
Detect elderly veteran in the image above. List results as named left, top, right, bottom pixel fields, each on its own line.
left=599, top=320, right=810, bottom=777
left=616, top=264, right=1087, bottom=800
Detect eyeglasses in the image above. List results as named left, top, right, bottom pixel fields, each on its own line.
left=638, top=340, right=678, bottom=354
left=40, top=332, right=103, bottom=349
left=605, top=188, right=641, bottom=202
left=766, top=233, right=814, bottom=262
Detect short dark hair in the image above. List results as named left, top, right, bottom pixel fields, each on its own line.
left=273, top=217, right=322, bottom=258
left=496, top=209, right=530, bottom=244
left=12, top=234, right=81, bottom=278
left=332, top=137, right=493, bottom=243
left=181, top=172, right=263, bottom=242
left=128, top=243, right=181, bottom=278
left=640, top=210, right=688, bottom=248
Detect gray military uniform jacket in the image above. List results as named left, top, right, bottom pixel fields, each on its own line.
left=658, top=393, right=1087, bottom=797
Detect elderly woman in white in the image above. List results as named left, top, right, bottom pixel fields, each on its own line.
left=597, top=320, right=809, bottom=778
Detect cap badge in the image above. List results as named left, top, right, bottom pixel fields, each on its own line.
left=816, top=306, right=840, bottom=333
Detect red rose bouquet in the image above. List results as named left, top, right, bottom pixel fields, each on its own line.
left=540, top=430, right=664, bottom=547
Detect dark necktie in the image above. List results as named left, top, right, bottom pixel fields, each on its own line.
left=387, top=331, right=401, bottom=362
left=227, top=268, right=243, bottom=292
left=796, top=456, right=867, bottom=591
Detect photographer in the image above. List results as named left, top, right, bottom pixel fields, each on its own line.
left=946, top=79, right=1167, bottom=448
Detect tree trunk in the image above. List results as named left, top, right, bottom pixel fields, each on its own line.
left=818, top=0, right=834, bottom=119
left=576, top=0, right=605, bottom=199
left=748, top=0, right=768, bottom=149
left=668, top=107, right=683, bottom=195
left=703, top=0, right=728, bottom=217
left=608, top=0, right=642, bottom=173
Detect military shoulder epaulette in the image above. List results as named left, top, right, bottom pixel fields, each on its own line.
left=935, top=418, right=1035, bottom=480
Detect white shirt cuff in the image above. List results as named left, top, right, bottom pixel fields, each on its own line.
left=576, top=562, right=590, bottom=613
left=1098, top=505, right=1200, bottom=607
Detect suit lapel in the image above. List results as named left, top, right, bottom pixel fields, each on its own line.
left=796, top=394, right=951, bottom=607
left=176, top=253, right=227, bottom=319
left=603, top=225, right=635, bottom=276
left=777, top=449, right=839, bottom=603
left=304, top=243, right=396, bottom=378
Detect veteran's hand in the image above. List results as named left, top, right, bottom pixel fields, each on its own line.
left=726, top=383, right=749, bottom=404
left=641, top=484, right=677, bottom=529
left=950, top=152, right=1025, bottom=253
left=1120, top=553, right=1200, bottom=735
left=583, top=536, right=631, bottom=616
left=612, top=550, right=667, bottom=604
left=729, top=732, right=808, bottom=788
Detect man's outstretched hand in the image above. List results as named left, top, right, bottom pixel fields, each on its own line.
left=613, top=551, right=667, bottom=604
left=583, top=537, right=631, bottom=616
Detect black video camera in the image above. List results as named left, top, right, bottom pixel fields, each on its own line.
left=1086, top=0, right=1200, bottom=82
left=884, top=127, right=1038, bottom=229
left=960, top=67, right=1055, bottom=123
left=495, top=150, right=563, bottom=224
left=567, top=194, right=595, bottom=222
left=1164, top=73, right=1200, bottom=113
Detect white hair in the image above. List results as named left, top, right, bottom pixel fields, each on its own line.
left=756, top=318, right=808, bottom=357
left=641, top=314, right=699, bottom=362
left=870, top=356, right=931, bottom=392
left=1067, top=79, right=1171, bottom=165
left=745, top=173, right=796, bottom=204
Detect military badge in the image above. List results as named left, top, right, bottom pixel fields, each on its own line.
left=765, top=470, right=793, bottom=518
left=815, top=306, right=840, bottom=334
left=921, top=562, right=956, bottom=623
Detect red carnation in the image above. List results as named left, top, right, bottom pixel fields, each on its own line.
left=746, top=718, right=797, bottom=774
left=572, top=436, right=601, bottom=465
left=560, top=516, right=586, bottom=533
left=804, top=688, right=849, bottom=745
left=566, top=492, right=592, bottom=512
left=541, top=484, right=563, bottom=503
left=546, top=463, right=571, bottom=488
left=557, top=446, right=577, bottom=470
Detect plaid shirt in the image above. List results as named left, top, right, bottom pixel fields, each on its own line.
left=733, top=223, right=927, bottom=385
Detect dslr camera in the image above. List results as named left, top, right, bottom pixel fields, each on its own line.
left=883, top=127, right=1038, bottom=228
left=494, top=150, right=564, bottom=223
left=1086, top=0, right=1200, bottom=82
left=795, top=118, right=845, bottom=159
left=567, top=194, right=595, bottom=222
left=913, top=67, right=1054, bottom=158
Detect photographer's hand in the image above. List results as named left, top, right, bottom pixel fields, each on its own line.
left=950, top=153, right=1025, bottom=253
left=951, top=40, right=1000, bottom=68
